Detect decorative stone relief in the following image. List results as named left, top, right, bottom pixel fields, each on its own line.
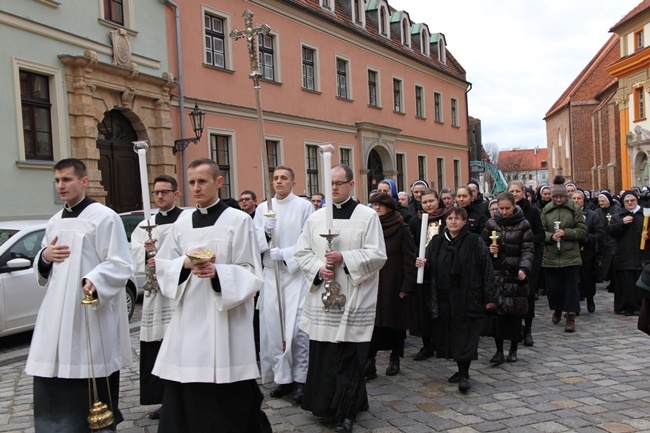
left=121, top=86, right=135, bottom=106
left=627, top=125, right=650, bottom=145
left=110, top=28, right=134, bottom=69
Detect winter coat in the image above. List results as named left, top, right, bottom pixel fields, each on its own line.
left=481, top=207, right=534, bottom=316
left=578, top=207, right=604, bottom=260
left=464, top=202, right=487, bottom=235
left=541, top=199, right=587, bottom=268
left=597, top=205, right=619, bottom=251
left=607, top=207, right=650, bottom=271
left=375, top=211, right=417, bottom=329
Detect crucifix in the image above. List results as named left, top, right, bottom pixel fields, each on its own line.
left=230, top=10, right=286, bottom=351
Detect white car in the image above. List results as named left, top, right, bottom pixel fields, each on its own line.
left=0, top=220, right=137, bottom=338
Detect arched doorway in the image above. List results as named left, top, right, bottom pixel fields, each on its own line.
left=97, top=109, right=142, bottom=212
left=367, top=149, right=384, bottom=198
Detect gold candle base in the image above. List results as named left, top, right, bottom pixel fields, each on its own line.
left=186, top=248, right=215, bottom=265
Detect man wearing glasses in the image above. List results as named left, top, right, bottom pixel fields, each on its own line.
left=131, top=174, right=191, bottom=420
left=239, top=190, right=258, bottom=218
left=295, top=164, right=387, bottom=433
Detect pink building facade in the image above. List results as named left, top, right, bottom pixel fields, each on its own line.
left=166, top=0, right=470, bottom=204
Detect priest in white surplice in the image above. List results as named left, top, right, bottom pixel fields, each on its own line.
left=130, top=174, right=190, bottom=420
left=295, top=164, right=387, bottom=433
left=26, top=158, right=133, bottom=432
left=153, top=158, right=271, bottom=433
left=254, top=165, right=313, bottom=404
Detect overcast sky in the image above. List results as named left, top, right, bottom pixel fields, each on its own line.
left=389, top=0, right=642, bottom=151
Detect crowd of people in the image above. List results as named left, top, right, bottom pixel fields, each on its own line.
left=25, top=159, right=650, bottom=433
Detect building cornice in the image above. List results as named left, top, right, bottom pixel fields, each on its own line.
left=606, top=46, right=650, bottom=78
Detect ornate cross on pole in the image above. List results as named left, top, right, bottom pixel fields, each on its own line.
left=230, top=10, right=286, bottom=351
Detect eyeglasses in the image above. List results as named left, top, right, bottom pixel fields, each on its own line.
left=239, top=197, right=252, bottom=202
left=152, top=190, right=174, bottom=196
left=331, top=181, right=351, bottom=187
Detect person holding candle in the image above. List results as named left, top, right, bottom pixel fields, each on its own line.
left=408, top=188, right=445, bottom=361
left=541, top=184, right=587, bottom=333
left=481, top=192, right=534, bottom=364
left=417, top=207, right=496, bottom=393
left=364, top=192, right=417, bottom=379
left=295, top=164, right=387, bottom=433
left=606, top=190, right=650, bottom=316
left=27, top=158, right=133, bottom=431
left=130, top=174, right=190, bottom=420
left=596, top=191, right=620, bottom=293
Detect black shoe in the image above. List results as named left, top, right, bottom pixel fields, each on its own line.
left=448, top=372, right=461, bottom=383
left=335, top=418, right=353, bottom=432
left=292, top=383, right=304, bottom=405
left=587, top=298, right=595, bottom=313
left=364, top=359, right=377, bottom=380
left=413, top=347, right=434, bottom=361
left=148, top=408, right=161, bottom=420
left=490, top=352, right=505, bottom=365
left=385, top=359, right=400, bottom=376
left=506, top=350, right=517, bottom=363
left=624, top=310, right=634, bottom=317
left=458, top=377, right=471, bottom=393
left=270, top=383, right=295, bottom=398
left=552, top=310, right=562, bottom=324
left=523, top=328, right=534, bottom=347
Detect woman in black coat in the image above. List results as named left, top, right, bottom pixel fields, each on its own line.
left=597, top=191, right=620, bottom=292
left=508, top=181, right=544, bottom=346
left=572, top=190, right=604, bottom=313
left=417, top=207, right=496, bottom=393
left=365, top=193, right=417, bottom=378
left=456, top=185, right=487, bottom=235
left=607, top=191, right=650, bottom=315
left=481, top=192, right=534, bottom=364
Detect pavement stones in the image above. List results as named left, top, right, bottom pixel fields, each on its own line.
left=2, top=287, right=650, bottom=432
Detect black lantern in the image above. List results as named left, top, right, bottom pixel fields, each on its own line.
left=173, top=103, right=206, bottom=154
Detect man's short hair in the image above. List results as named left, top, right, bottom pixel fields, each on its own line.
left=332, top=164, right=353, bottom=181
left=153, top=174, right=178, bottom=191
left=273, top=165, right=295, bottom=181
left=240, top=190, right=257, bottom=200
left=54, top=158, right=87, bottom=178
left=311, top=192, right=324, bottom=200
left=188, top=158, right=220, bottom=179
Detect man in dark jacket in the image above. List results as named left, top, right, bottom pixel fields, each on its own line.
left=541, top=184, right=587, bottom=332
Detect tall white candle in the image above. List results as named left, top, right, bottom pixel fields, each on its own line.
left=554, top=221, right=561, bottom=249
left=320, top=143, right=335, bottom=232
left=416, top=213, right=428, bottom=284
left=133, top=141, right=151, bottom=222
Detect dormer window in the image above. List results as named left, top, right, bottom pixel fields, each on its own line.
left=401, top=18, right=411, bottom=47
left=439, top=37, right=447, bottom=64
left=321, top=0, right=332, bottom=11
left=352, top=0, right=365, bottom=27
left=379, top=4, right=389, bottom=38
left=421, top=29, right=430, bottom=56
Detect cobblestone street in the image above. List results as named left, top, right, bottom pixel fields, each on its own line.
left=1, top=288, right=650, bottom=432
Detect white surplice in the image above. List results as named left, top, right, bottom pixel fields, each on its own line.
left=153, top=207, right=264, bottom=384
left=254, top=193, right=313, bottom=385
left=25, top=203, right=133, bottom=378
left=295, top=204, right=387, bottom=343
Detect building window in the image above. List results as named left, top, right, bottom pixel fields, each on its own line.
left=336, top=58, right=349, bottom=99
left=393, top=78, right=403, bottom=113
left=379, top=5, right=389, bottom=37
left=421, top=29, right=430, bottom=56
left=321, top=0, right=332, bottom=10
left=635, top=86, right=645, bottom=120
left=205, top=13, right=226, bottom=68
left=415, top=85, right=424, bottom=118
left=438, top=38, right=447, bottom=64
left=418, top=155, right=426, bottom=181
left=210, top=134, right=231, bottom=198
left=302, top=46, right=316, bottom=91
left=258, top=34, right=275, bottom=81
left=401, top=18, right=410, bottom=47
left=437, top=157, right=444, bottom=190
left=352, top=0, right=364, bottom=26
left=104, top=0, right=124, bottom=25
left=396, top=153, right=405, bottom=191
left=636, top=29, right=645, bottom=51
left=306, top=145, right=320, bottom=197
left=453, top=160, right=460, bottom=190
left=266, top=140, right=279, bottom=174
left=368, top=70, right=378, bottom=107
left=434, top=92, right=442, bottom=122
left=451, top=98, right=459, bottom=126
left=20, top=71, right=53, bottom=161
left=340, top=148, right=351, bottom=167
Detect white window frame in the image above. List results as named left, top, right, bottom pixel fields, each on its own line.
left=202, top=6, right=233, bottom=70
left=305, top=142, right=322, bottom=197
left=301, top=42, right=321, bottom=92
left=420, top=28, right=430, bottom=56
left=434, top=91, right=443, bottom=123
left=453, top=158, right=461, bottom=189
left=265, top=135, right=284, bottom=170
left=320, top=0, right=333, bottom=12
left=436, top=157, right=445, bottom=190
left=98, top=0, right=136, bottom=32
left=401, top=17, right=411, bottom=48
left=12, top=58, right=68, bottom=167
left=438, top=38, right=447, bottom=64
left=378, top=3, right=390, bottom=38
left=417, top=154, right=428, bottom=181
left=351, top=0, right=366, bottom=27
left=415, top=84, right=425, bottom=118
left=393, top=76, right=404, bottom=113
left=207, top=127, right=238, bottom=199
left=396, top=152, right=407, bottom=191
left=335, top=54, right=353, bottom=100
left=451, top=97, right=459, bottom=127
left=367, top=67, right=381, bottom=108
left=258, top=30, right=281, bottom=82
left=339, top=145, right=354, bottom=169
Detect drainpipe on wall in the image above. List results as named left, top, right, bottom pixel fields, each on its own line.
left=163, top=0, right=188, bottom=206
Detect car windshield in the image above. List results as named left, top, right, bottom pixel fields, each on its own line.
left=0, top=229, right=19, bottom=247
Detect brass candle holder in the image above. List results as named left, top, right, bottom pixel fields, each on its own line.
left=319, top=231, right=346, bottom=312
left=140, top=222, right=159, bottom=297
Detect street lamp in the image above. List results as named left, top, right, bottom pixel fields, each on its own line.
left=172, top=103, right=205, bottom=154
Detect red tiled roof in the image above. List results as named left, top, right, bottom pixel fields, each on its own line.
left=279, top=0, right=467, bottom=83
left=544, top=35, right=619, bottom=119
left=498, top=148, right=548, bottom=171
left=610, top=0, right=650, bottom=32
